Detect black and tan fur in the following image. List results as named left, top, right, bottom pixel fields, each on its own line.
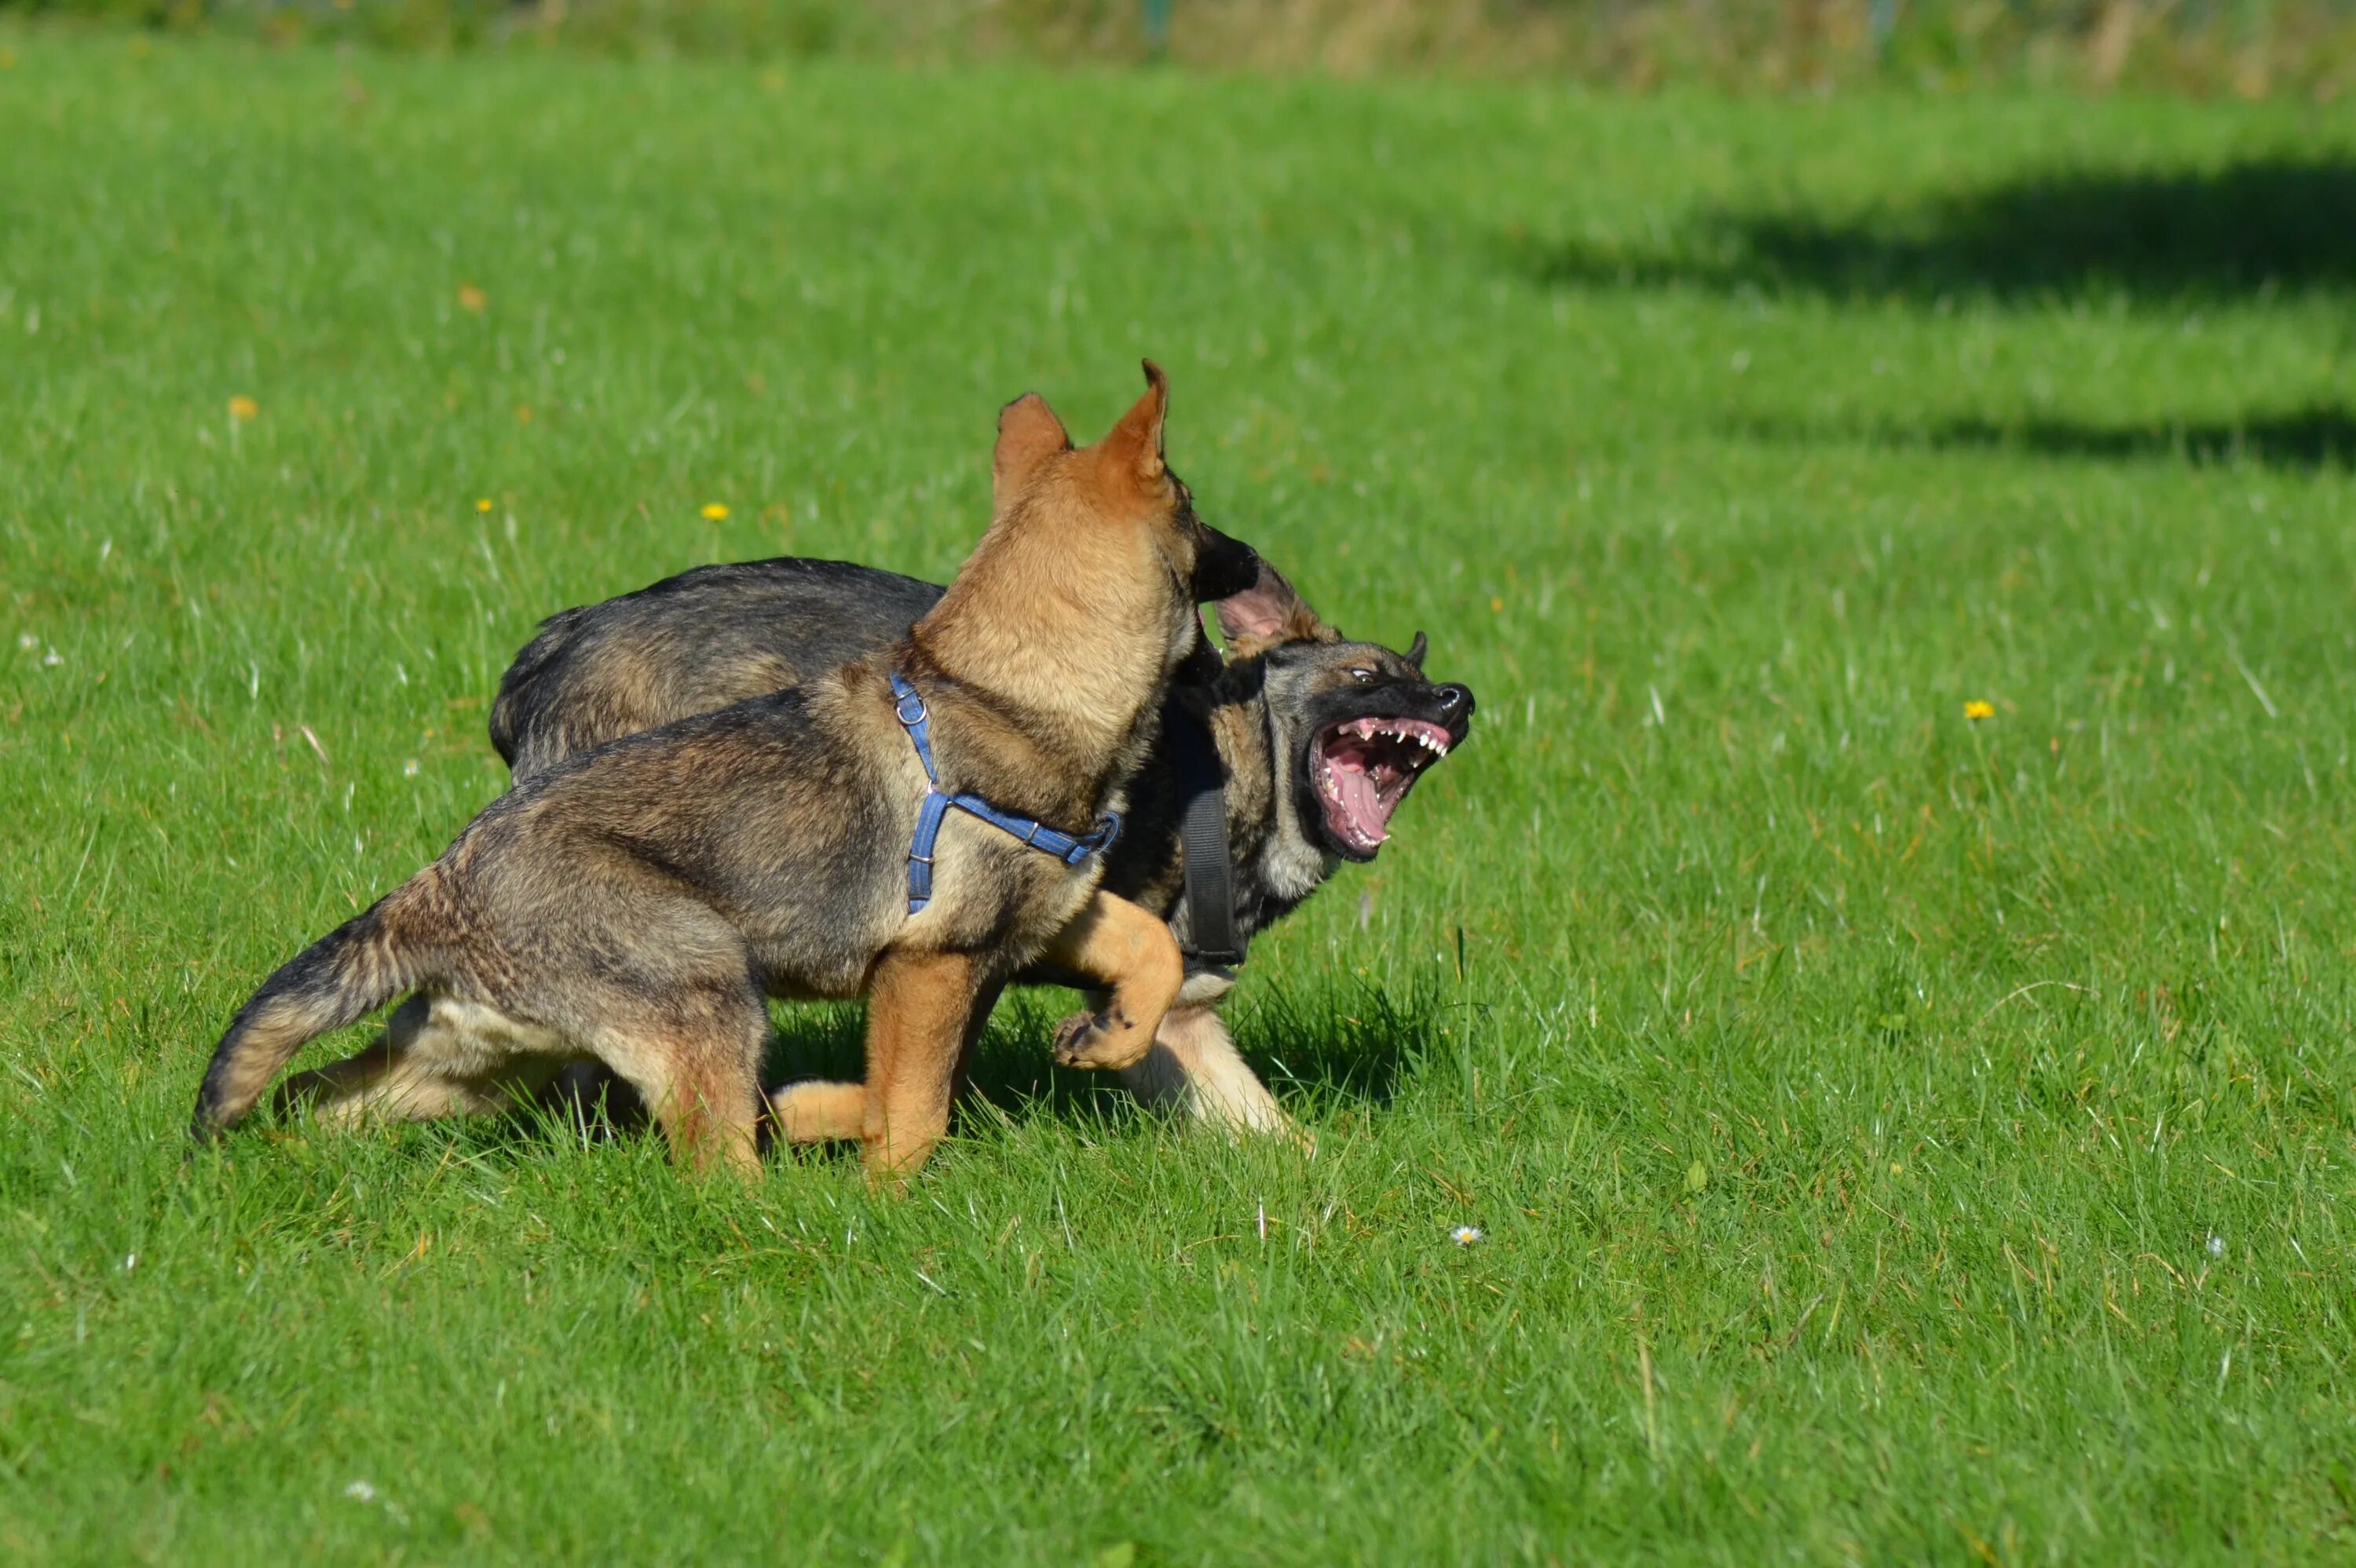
left=191, top=364, right=1257, bottom=1177
left=489, top=553, right=1473, bottom=1141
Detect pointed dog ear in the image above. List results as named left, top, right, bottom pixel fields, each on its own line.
left=1405, top=631, right=1428, bottom=671
left=1214, top=560, right=1335, bottom=655
left=1097, top=359, right=1169, bottom=489
left=993, top=392, right=1071, bottom=509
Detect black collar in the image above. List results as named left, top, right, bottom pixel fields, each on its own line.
left=1167, top=704, right=1246, bottom=969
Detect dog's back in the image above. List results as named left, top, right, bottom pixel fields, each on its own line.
left=198, top=364, right=1249, bottom=1175
left=492, top=557, right=945, bottom=780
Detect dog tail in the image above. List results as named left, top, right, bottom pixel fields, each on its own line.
left=189, top=870, right=451, bottom=1139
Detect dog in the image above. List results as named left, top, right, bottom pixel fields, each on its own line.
left=490, top=551, right=1473, bottom=1141
left=191, top=362, right=1260, bottom=1177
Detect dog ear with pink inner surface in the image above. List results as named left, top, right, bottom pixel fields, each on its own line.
left=1215, top=561, right=1336, bottom=656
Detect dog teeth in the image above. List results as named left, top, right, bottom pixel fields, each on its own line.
left=1333, top=722, right=1451, bottom=761
left=1333, top=718, right=1453, bottom=764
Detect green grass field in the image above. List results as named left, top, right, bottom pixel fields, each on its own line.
left=5, top=31, right=2355, bottom=1563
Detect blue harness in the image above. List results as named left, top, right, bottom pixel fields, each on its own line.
left=891, top=674, right=1122, bottom=915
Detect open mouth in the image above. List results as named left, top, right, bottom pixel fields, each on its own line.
left=1312, top=716, right=1454, bottom=856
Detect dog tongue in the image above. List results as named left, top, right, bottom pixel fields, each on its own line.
left=1327, top=748, right=1392, bottom=843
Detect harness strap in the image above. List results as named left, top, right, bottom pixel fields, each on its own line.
left=1169, top=704, right=1246, bottom=968
left=891, top=674, right=1121, bottom=915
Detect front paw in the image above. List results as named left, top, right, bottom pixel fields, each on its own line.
left=1051, top=1008, right=1153, bottom=1072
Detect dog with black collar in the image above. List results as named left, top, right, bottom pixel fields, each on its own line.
left=492, top=544, right=1474, bottom=1142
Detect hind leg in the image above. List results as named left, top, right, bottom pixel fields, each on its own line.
left=593, top=991, right=766, bottom=1179
left=538, top=1060, right=651, bottom=1135
left=280, top=996, right=565, bottom=1128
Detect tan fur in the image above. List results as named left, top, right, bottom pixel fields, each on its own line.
left=990, top=393, right=1071, bottom=506
left=194, top=364, right=1243, bottom=1182
left=772, top=1080, right=865, bottom=1144
left=910, top=370, right=1194, bottom=782
left=1040, top=892, right=1187, bottom=1071
left=1112, top=1004, right=1299, bottom=1141
left=858, top=950, right=983, bottom=1172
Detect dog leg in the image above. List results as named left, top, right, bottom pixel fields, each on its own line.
left=861, top=950, right=981, bottom=1178
left=597, top=994, right=766, bottom=1180
left=657, top=1065, right=763, bottom=1179
left=539, top=1060, right=650, bottom=1135
left=633, top=1054, right=764, bottom=1179
left=1038, top=893, right=1184, bottom=1073
left=950, top=977, right=1007, bottom=1107
left=1114, top=1004, right=1302, bottom=1142
left=280, top=994, right=560, bottom=1127
left=769, top=1080, right=865, bottom=1142
left=770, top=975, right=1002, bottom=1146
left=276, top=1025, right=408, bottom=1124
left=276, top=994, right=426, bottom=1120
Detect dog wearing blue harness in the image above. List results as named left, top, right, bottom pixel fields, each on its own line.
left=888, top=673, right=1122, bottom=915
left=493, top=554, right=1478, bottom=1148
left=193, top=362, right=1258, bottom=1180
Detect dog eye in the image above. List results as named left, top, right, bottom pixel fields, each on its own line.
left=1348, top=667, right=1376, bottom=684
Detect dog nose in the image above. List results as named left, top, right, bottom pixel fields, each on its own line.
left=1191, top=526, right=1261, bottom=604
left=1434, top=684, right=1472, bottom=716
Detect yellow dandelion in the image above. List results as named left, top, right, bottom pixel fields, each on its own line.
left=227, top=394, right=258, bottom=421
left=514, top=404, right=533, bottom=424
left=475, top=498, right=493, bottom=514
left=1489, top=596, right=1504, bottom=612
left=701, top=502, right=730, bottom=521
left=1963, top=700, right=1995, bottom=722
left=457, top=283, right=487, bottom=313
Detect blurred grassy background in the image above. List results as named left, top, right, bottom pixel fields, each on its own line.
left=6, top=0, right=2356, bottom=96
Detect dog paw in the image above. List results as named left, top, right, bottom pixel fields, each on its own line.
left=768, top=1079, right=865, bottom=1145
left=1051, top=1009, right=1152, bottom=1072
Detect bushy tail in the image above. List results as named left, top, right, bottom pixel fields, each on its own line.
left=190, top=877, right=444, bottom=1139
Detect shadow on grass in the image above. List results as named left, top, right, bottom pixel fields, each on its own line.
left=1531, top=158, right=2356, bottom=302
left=952, top=979, right=1436, bottom=1128
left=1740, top=404, right=2356, bottom=472
left=513, top=978, right=1441, bottom=1156
left=1232, top=977, right=1440, bottom=1113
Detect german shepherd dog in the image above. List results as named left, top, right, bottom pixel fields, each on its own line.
left=192, top=364, right=1260, bottom=1176
left=490, top=547, right=1473, bottom=1141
